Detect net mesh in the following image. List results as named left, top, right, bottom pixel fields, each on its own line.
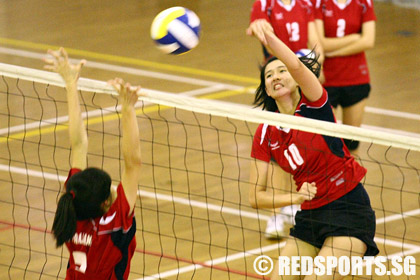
left=0, top=63, right=419, bottom=279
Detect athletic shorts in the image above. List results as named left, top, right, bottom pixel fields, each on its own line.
left=290, top=183, right=379, bottom=256
left=326, top=84, right=371, bottom=108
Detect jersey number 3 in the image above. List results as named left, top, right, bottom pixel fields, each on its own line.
left=73, top=251, right=87, bottom=273
left=284, top=143, right=304, bottom=170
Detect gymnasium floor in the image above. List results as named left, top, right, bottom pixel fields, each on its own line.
left=0, top=1, right=419, bottom=279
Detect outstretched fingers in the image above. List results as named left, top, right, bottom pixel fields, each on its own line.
left=108, top=78, right=142, bottom=107
left=246, top=19, right=274, bottom=45
left=43, top=47, right=85, bottom=84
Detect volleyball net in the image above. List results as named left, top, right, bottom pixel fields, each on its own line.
left=0, top=62, right=419, bottom=279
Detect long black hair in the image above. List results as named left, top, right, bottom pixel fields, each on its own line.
left=52, top=167, right=111, bottom=247
left=254, top=50, right=321, bottom=112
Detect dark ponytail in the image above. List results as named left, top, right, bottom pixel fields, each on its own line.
left=52, top=168, right=111, bottom=247
left=52, top=193, right=77, bottom=247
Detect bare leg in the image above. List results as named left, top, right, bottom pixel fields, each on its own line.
left=303, top=236, right=367, bottom=280
left=342, top=99, right=368, bottom=151
left=271, top=237, right=319, bottom=280
left=342, top=99, right=367, bottom=128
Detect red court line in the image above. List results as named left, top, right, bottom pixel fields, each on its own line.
left=0, top=220, right=265, bottom=279
left=0, top=220, right=50, bottom=233
left=0, top=224, right=13, bottom=232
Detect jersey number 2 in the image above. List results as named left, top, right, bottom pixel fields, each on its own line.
left=73, top=251, right=87, bottom=273
left=336, top=19, right=346, bottom=37
left=284, top=143, right=304, bottom=170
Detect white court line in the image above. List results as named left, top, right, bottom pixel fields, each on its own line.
left=1, top=163, right=419, bottom=278
left=0, top=99, right=156, bottom=136
left=365, top=107, right=420, bottom=122
left=0, top=46, right=242, bottom=89
left=0, top=83, right=225, bottom=137
left=0, top=104, right=120, bottom=136
left=138, top=189, right=270, bottom=221
left=361, top=124, right=420, bottom=139
left=376, top=208, right=420, bottom=224
left=140, top=242, right=287, bottom=280
left=1, top=46, right=420, bottom=123
left=0, top=164, right=271, bottom=222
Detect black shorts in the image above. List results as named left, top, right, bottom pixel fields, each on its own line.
left=326, top=84, right=371, bottom=108
left=290, top=184, right=379, bottom=256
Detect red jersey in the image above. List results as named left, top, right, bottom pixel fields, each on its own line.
left=315, top=0, right=376, bottom=86
left=250, top=0, right=315, bottom=52
left=251, top=89, right=366, bottom=209
left=64, top=169, right=136, bottom=280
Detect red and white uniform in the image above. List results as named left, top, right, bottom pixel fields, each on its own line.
left=251, top=0, right=315, bottom=52
left=64, top=169, right=136, bottom=280
left=314, top=0, right=376, bottom=86
left=251, top=90, right=366, bottom=209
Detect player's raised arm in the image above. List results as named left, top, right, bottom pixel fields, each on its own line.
left=109, top=78, right=142, bottom=214
left=44, top=48, right=87, bottom=170
left=249, top=24, right=323, bottom=103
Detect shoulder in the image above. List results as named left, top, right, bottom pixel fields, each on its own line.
left=298, top=88, right=328, bottom=109
left=65, top=168, right=82, bottom=189
left=252, top=0, right=266, bottom=11
left=97, top=184, right=134, bottom=233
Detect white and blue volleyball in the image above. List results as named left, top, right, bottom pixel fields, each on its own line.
left=150, top=7, right=201, bottom=55
left=295, top=48, right=316, bottom=59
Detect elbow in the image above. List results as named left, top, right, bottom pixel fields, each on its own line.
left=249, top=195, right=260, bottom=209
left=131, top=157, right=142, bottom=169
left=362, top=36, right=375, bottom=50
left=249, top=199, right=258, bottom=209
left=364, top=39, right=375, bottom=50
left=125, top=155, right=142, bottom=171
left=72, top=134, right=88, bottom=150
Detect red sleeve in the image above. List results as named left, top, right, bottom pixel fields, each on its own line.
left=251, top=124, right=271, bottom=162
left=250, top=0, right=270, bottom=23
left=302, top=88, right=329, bottom=108
left=362, top=0, right=376, bottom=23
left=98, top=183, right=134, bottom=234
left=65, top=168, right=82, bottom=190
left=303, top=0, right=316, bottom=22
left=314, top=0, right=323, bottom=19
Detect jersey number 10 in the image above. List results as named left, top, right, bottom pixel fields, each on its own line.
left=283, top=143, right=304, bottom=170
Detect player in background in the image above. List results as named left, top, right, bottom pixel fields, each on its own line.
left=249, top=0, right=325, bottom=239
left=314, top=0, right=376, bottom=151
left=247, top=22, right=378, bottom=279
left=249, top=0, right=324, bottom=64
left=45, top=48, right=142, bottom=279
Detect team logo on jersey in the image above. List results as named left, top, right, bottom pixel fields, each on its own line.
left=99, top=212, right=116, bottom=225
left=324, top=9, right=333, bottom=17
left=274, top=12, right=283, bottom=20
left=270, top=141, right=280, bottom=150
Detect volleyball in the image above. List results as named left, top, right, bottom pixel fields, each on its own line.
left=150, top=7, right=201, bottom=55
left=295, top=48, right=315, bottom=59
